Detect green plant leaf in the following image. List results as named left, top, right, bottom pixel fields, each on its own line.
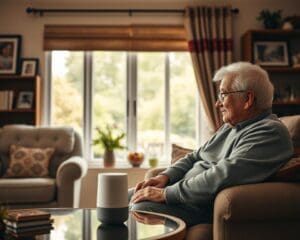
left=93, top=124, right=126, bottom=152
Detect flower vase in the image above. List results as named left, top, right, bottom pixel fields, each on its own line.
left=103, top=149, right=115, bottom=168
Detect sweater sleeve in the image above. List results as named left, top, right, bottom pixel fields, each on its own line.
left=160, top=149, right=201, bottom=184
left=164, top=122, right=293, bottom=206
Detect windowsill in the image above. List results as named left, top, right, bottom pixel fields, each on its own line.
left=87, top=159, right=169, bottom=169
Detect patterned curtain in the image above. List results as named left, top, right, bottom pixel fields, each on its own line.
left=185, top=6, right=233, bottom=131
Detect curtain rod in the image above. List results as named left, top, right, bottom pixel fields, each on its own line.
left=26, top=7, right=239, bottom=17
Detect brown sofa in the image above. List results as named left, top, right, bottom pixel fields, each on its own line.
left=0, top=126, right=87, bottom=208
left=145, top=115, right=300, bottom=240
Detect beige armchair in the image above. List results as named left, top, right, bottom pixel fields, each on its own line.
left=0, top=126, right=87, bottom=208
left=145, top=115, right=300, bottom=240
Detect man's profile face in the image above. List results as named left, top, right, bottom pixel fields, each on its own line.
left=216, top=75, right=246, bottom=126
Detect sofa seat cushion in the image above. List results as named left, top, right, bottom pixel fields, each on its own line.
left=0, top=178, right=56, bottom=204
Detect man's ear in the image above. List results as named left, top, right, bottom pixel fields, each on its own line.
left=244, top=91, right=255, bottom=110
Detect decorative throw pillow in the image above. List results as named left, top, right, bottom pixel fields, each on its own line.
left=270, top=157, right=300, bottom=181
left=280, top=115, right=300, bottom=156
left=3, top=145, right=55, bottom=178
left=171, top=144, right=193, bottom=165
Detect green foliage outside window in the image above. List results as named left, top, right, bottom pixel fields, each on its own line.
left=52, top=51, right=197, bottom=161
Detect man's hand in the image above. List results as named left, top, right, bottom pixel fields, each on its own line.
left=131, top=186, right=166, bottom=204
left=131, top=211, right=165, bottom=225
left=134, top=174, right=169, bottom=193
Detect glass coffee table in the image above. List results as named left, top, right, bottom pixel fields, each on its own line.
left=1, top=208, right=186, bottom=240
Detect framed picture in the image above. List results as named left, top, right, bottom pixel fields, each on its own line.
left=0, top=35, right=21, bottom=75
left=21, top=58, right=39, bottom=76
left=17, top=91, right=34, bottom=109
left=253, top=41, right=290, bottom=67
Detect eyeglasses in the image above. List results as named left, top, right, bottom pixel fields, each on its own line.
left=218, top=90, right=246, bottom=102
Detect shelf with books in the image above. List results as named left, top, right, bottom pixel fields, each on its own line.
left=0, top=75, right=41, bottom=127
left=242, top=29, right=300, bottom=116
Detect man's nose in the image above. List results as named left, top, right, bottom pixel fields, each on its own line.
left=215, top=99, right=222, bottom=108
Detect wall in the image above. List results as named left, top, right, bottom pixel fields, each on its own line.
left=1, top=0, right=299, bottom=207
left=1, top=0, right=299, bottom=78
left=80, top=167, right=148, bottom=208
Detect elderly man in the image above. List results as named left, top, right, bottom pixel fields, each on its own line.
left=129, top=62, right=293, bottom=226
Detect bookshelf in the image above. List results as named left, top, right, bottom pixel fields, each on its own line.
left=241, top=30, right=300, bottom=116
left=0, top=75, right=41, bottom=127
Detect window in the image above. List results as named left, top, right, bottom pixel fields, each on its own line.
left=92, top=51, right=127, bottom=159
left=49, top=51, right=198, bottom=166
left=51, top=51, right=84, bottom=136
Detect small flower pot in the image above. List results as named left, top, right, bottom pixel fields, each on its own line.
left=103, top=149, right=115, bottom=168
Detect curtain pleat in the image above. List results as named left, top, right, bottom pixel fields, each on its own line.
left=185, top=6, right=233, bottom=131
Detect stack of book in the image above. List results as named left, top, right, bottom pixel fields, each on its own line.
left=0, top=90, right=14, bottom=110
left=3, top=209, right=53, bottom=238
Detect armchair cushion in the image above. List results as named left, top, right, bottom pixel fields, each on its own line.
left=270, top=157, right=300, bottom=181
left=0, top=127, right=76, bottom=177
left=171, top=144, right=193, bottom=164
left=3, top=145, right=54, bottom=178
left=280, top=115, right=300, bottom=155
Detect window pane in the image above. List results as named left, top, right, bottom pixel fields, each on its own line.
left=137, top=53, right=165, bottom=160
left=92, top=51, right=127, bottom=160
left=51, top=51, right=84, bottom=136
left=170, top=52, right=197, bottom=148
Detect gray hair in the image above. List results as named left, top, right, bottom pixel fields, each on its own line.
left=213, top=62, right=274, bottom=111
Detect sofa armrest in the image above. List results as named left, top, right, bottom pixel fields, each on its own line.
left=144, top=167, right=167, bottom=180
left=56, top=156, right=88, bottom=207
left=214, top=182, right=300, bottom=223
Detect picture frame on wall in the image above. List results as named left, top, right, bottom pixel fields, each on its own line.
left=17, top=91, right=34, bottom=109
left=0, top=35, right=21, bottom=75
left=253, top=41, right=290, bottom=67
left=21, top=58, right=39, bottom=76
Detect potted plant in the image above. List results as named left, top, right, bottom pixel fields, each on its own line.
left=257, top=9, right=282, bottom=29
left=93, top=125, right=125, bottom=167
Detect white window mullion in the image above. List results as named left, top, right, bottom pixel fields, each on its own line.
left=127, top=52, right=137, bottom=152
left=44, top=51, right=52, bottom=125
left=83, top=51, right=93, bottom=160
left=164, top=53, right=171, bottom=163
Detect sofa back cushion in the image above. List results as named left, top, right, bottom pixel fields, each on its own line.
left=280, top=115, right=300, bottom=156
left=3, top=145, right=55, bottom=178
left=0, top=127, right=75, bottom=177
left=171, top=144, right=193, bottom=164
left=270, top=157, right=300, bottom=181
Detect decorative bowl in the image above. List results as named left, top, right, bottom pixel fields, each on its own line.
left=127, top=152, right=144, bottom=167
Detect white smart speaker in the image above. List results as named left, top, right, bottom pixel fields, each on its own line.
left=97, top=173, right=128, bottom=224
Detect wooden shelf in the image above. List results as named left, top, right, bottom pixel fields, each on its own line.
left=0, top=75, right=41, bottom=127
left=265, top=67, right=300, bottom=73
left=246, top=29, right=300, bottom=37
left=273, top=101, right=300, bottom=105
left=0, top=109, right=35, bottom=113
left=0, top=75, right=37, bottom=80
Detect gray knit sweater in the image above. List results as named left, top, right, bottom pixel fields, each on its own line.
left=163, top=111, right=293, bottom=207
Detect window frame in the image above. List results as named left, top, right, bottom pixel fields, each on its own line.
left=45, top=51, right=201, bottom=166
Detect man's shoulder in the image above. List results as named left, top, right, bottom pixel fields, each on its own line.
left=244, top=114, right=289, bottom=137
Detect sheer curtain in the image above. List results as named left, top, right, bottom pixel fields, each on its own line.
left=185, top=6, right=233, bottom=135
